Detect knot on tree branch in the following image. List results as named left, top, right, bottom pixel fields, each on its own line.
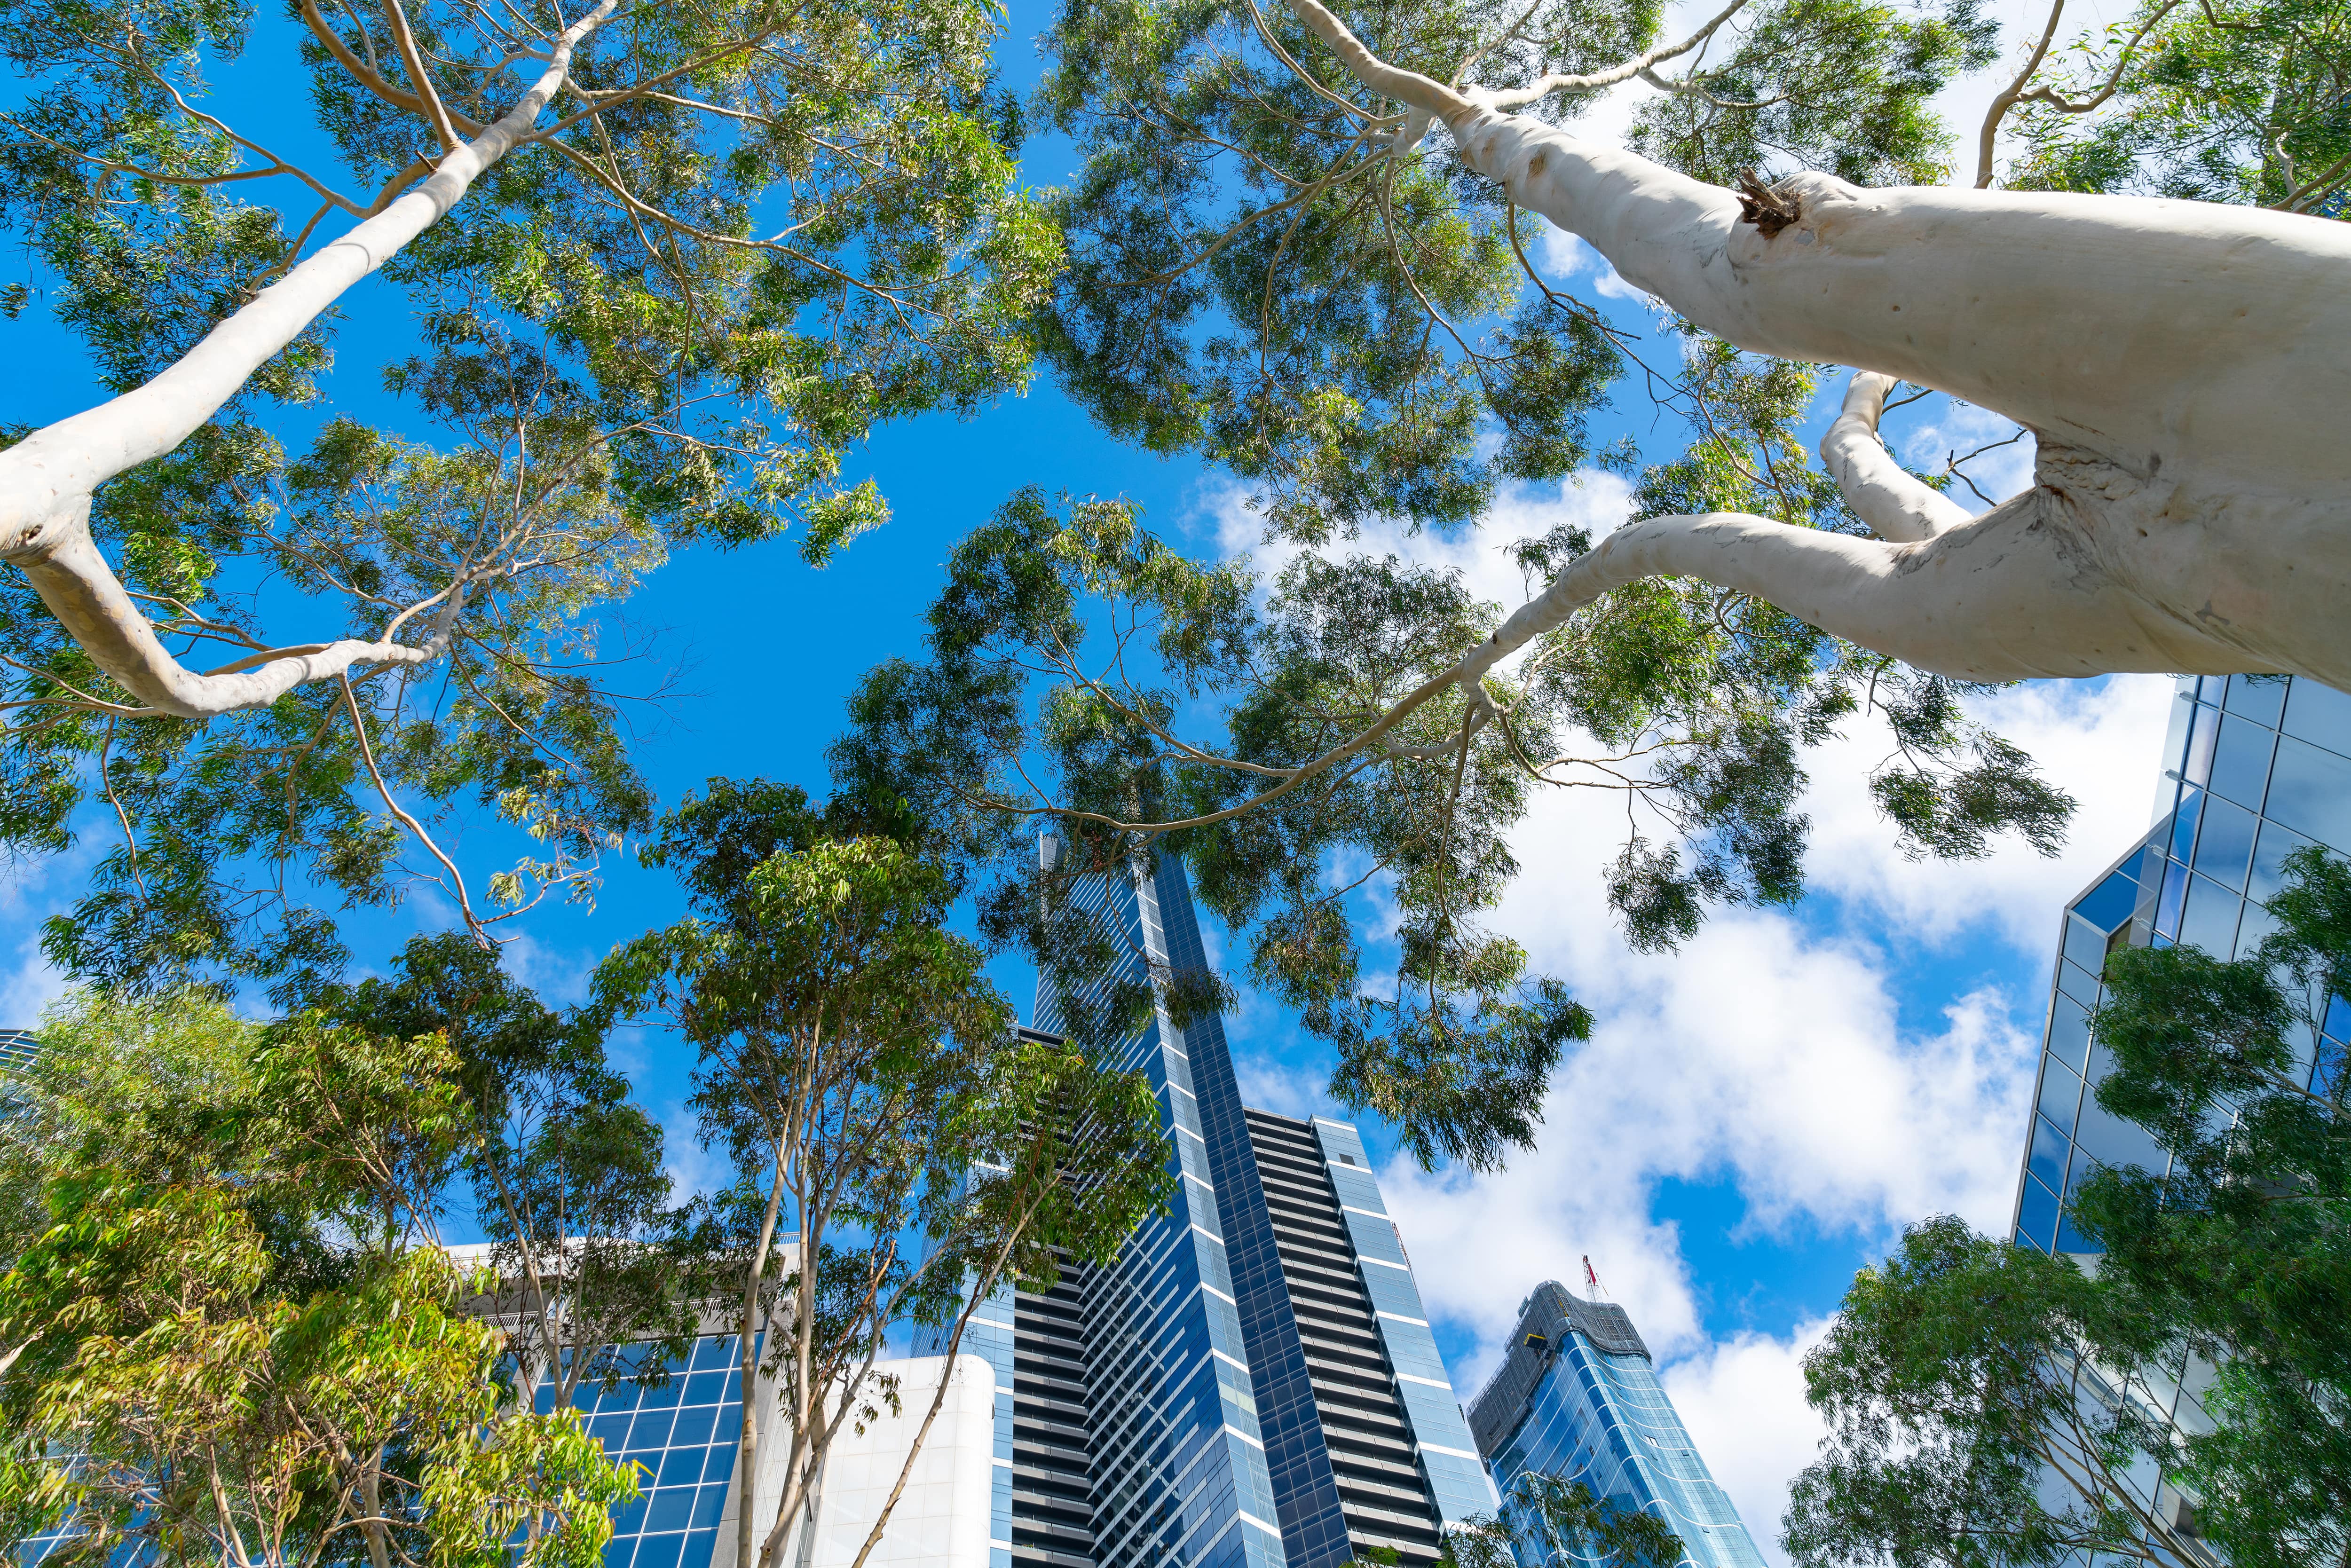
left=0, top=496, right=92, bottom=569
left=1734, top=170, right=1802, bottom=236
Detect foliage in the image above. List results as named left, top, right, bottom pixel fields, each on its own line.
left=1037, top=0, right=1993, bottom=541
left=0, top=0, right=1057, bottom=993
left=593, top=780, right=1173, bottom=1568
left=832, top=476, right=2066, bottom=1167
left=1785, top=847, right=2351, bottom=1567
left=1998, top=0, right=2351, bottom=216
left=312, top=932, right=701, bottom=1418
left=0, top=987, right=637, bottom=1566
left=1431, top=1473, right=1686, bottom=1568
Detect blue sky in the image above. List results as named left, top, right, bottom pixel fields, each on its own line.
left=0, top=0, right=2176, bottom=1552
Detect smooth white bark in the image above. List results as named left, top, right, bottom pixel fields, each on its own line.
left=1818, top=372, right=1972, bottom=544
left=0, top=0, right=615, bottom=719
left=1287, top=0, right=2351, bottom=692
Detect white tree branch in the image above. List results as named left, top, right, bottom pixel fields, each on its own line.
left=1282, top=0, right=2351, bottom=689
left=1481, top=0, right=1751, bottom=110
left=1820, top=371, right=1976, bottom=541
left=0, top=0, right=618, bottom=720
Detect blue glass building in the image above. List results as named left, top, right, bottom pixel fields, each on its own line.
left=2011, top=674, right=2351, bottom=1260
left=950, top=843, right=1489, bottom=1568
left=2002, top=673, right=2351, bottom=1541
left=548, top=1334, right=752, bottom=1568
left=1465, top=1284, right=1763, bottom=1568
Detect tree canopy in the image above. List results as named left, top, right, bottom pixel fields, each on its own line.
left=0, top=0, right=2340, bottom=1166
left=0, top=986, right=639, bottom=1566
left=0, top=0, right=1054, bottom=996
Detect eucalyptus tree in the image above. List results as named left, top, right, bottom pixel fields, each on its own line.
left=593, top=780, right=1170, bottom=1568
left=832, top=0, right=2351, bottom=1159
left=0, top=988, right=638, bottom=1566
left=314, top=932, right=702, bottom=1438
left=0, top=0, right=1054, bottom=995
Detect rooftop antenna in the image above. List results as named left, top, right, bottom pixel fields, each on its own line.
left=1582, top=1254, right=1606, bottom=1298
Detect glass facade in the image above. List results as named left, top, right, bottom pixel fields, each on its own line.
left=2010, top=674, right=2351, bottom=1259
left=2000, top=673, right=2351, bottom=1545
left=963, top=843, right=1486, bottom=1568
left=1466, top=1284, right=1763, bottom=1568
left=541, top=1334, right=753, bottom=1568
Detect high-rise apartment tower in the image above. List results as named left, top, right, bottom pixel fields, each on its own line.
left=1466, top=1284, right=1764, bottom=1568
left=944, top=844, right=1490, bottom=1568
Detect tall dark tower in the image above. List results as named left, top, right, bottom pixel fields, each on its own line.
left=941, top=844, right=1490, bottom=1568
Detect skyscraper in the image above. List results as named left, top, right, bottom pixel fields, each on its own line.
left=2011, top=674, right=2351, bottom=1259
left=2001, top=673, right=2351, bottom=1539
left=1465, top=1284, right=1764, bottom=1568
left=948, top=843, right=1489, bottom=1568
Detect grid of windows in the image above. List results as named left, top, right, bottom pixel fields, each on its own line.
left=1476, top=1292, right=1763, bottom=1568
left=1005, top=847, right=1481, bottom=1568
left=2011, top=674, right=2351, bottom=1259
left=538, top=1334, right=752, bottom=1568
left=1034, top=857, right=1285, bottom=1568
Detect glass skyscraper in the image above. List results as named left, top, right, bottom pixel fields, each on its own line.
left=1465, top=1284, right=1763, bottom=1568
left=946, top=842, right=1489, bottom=1568
left=2002, top=673, right=2351, bottom=1541
left=2011, top=674, right=2351, bottom=1259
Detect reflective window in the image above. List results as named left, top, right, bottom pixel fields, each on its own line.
left=2072, top=866, right=2141, bottom=934
left=2182, top=703, right=2220, bottom=788
left=2234, top=898, right=2280, bottom=959
left=2037, top=1059, right=2084, bottom=1134
left=2177, top=875, right=2242, bottom=957
left=2015, top=1174, right=2059, bottom=1251
left=2155, top=858, right=2188, bottom=939
left=2028, top=1115, right=2070, bottom=1195
left=2265, top=736, right=2351, bottom=852
left=2207, top=715, right=2276, bottom=810
left=2057, top=959, right=2099, bottom=1011
left=2249, top=818, right=2320, bottom=906
left=2190, top=796, right=2257, bottom=892
left=2062, top=915, right=2110, bottom=977
left=2047, top=996, right=2091, bottom=1074
left=2223, top=673, right=2288, bottom=728
left=2168, top=785, right=2203, bottom=864
left=2283, top=677, right=2351, bottom=756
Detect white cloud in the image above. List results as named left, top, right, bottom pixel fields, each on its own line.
left=1803, top=674, right=2177, bottom=952
left=0, top=930, right=70, bottom=1028
left=1537, top=230, right=1654, bottom=306
left=1660, top=1321, right=1834, bottom=1565
left=497, top=926, right=596, bottom=1007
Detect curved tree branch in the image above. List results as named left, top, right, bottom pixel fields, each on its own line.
left=1820, top=371, right=1977, bottom=541
left=0, top=0, right=618, bottom=719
